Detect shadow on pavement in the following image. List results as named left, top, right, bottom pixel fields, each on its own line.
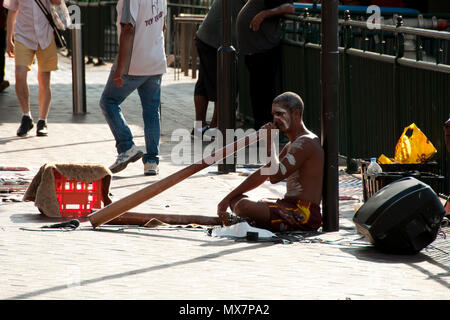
left=0, top=136, right=119, bottom=154
left=340, top=241, right=450, bottom=290
left=5, top=241, right=273, bottom=300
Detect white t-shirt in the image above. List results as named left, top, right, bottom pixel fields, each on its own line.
left=116, top=0, right=167, bottom=76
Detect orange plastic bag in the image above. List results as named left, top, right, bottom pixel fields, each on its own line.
left=378, top=154, right=394, bottom=164
left=394, top=123, right=437, bottom=163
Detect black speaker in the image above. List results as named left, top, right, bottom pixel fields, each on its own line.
left=353, top=177, right=445, bottom=254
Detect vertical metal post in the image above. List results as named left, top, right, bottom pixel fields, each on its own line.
left=303, top=10, right=312, bottom=113
left=96, top=1, right=105, bottom=65
left=393, top=16, right=404, bottom=142
left=321, top=0, right=339, bottom=232
left=71, top=26, right=86, bottom=115
left=217, top=0, right=236, bottom=173
left=343, top=11, right=357, bottom=174
left=166, top=6, right=172, bottom=54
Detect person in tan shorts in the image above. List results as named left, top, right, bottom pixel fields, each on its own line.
left=4, top=0, right=61, bottom=137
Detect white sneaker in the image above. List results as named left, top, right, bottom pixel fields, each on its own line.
left=144, top=162, right=159, bottom=176
left=109, top=145, right=144, bottom=173
left=191, top=125, right=209, bottom=138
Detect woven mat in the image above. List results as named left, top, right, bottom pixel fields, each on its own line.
left=0, top=167, right=37, bottom=204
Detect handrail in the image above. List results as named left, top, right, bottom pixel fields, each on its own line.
left=285, top=14, right=321, bottom=24
left=173, top=16, right=205, bottom=23
left=178, top=13, right=206, bottom=17
left=168, top=2, right=209, bottom=10
left=340, top=19, right=450, bottom=40
left=284, top=13, right=450, bottom=40
left=293, top=3, right=420, bottom=17
left=282, top=12, right=450, bottom=72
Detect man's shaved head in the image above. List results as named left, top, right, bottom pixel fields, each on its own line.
left=272, top=92, right=304, bottom=116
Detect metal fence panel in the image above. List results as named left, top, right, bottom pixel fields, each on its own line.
left=281, top=45, right=321, bottom=136
left=346, top=54, right=397, bottom=158
left=239, top=39, right=450, bottom=193
left=395, top=65, right=449, bottom=192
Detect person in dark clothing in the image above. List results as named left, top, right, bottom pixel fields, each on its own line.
left=192, top=0, right=247, bottom=138
left=236, top=0, right=294, bottom=130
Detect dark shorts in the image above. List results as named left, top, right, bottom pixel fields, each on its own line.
left=194, top=38, right=217, bottom=101
left=264, top=198, right=322, bottom=232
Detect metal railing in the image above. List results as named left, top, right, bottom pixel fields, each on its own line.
left=65, top=1, right=118, bottom=63
left=274, top=10, right=450, bottom=193
left=172, top=14, right=206, bottom=79
left=283, top=10, right=450, bottom=67
left=167, top=3, right=210, bottom=55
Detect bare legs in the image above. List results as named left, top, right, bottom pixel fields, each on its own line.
left=223, top=194, right=271, bottom=228
left=37, top=71, right=51, bottom=119
left=15, top=66, right=51, bottom=119
left=15, top=65, right=30, bottom=114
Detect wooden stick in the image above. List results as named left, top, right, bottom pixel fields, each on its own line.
left=88, top=130, right=263, bottom=228
left=107, top=212, right=221, bottom=226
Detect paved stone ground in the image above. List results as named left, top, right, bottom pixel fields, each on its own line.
left=0, top=52, right=449, bottom=302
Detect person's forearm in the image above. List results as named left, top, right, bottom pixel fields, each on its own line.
left=250, top=3, right=295, bottom=31
left=6, top=10, right=17, bottom=42
left=263, top=3, right=294, bottom=19
left=116, top=25, right=134, bottom=75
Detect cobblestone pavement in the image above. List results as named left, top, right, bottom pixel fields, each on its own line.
left=0, top=53, right=448, bottom=302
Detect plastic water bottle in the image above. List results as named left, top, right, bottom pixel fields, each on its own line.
left=367, top=157, right=382, bottom=175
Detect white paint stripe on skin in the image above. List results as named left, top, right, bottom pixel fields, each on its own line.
left=289, top=138, right=304, bottom=152
left=273, top=105, right=291, bottom=129
left=261, top=133, right=280, bottom=176
left=279, top=163, right=287, bottom=175
left=285, top=153, right=296, bottom=166
left=279, top=118, right=289, bottom=130
left=272, top=106, right=286, bottom=114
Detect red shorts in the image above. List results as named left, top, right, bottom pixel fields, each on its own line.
left=264, top=199, right=322, bottom=232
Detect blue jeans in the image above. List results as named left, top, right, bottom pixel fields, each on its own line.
left=100, top=71, right=162, bottom=164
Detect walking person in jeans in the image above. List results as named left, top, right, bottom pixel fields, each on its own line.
left=4, top=0, right=61, bottom=136
left=100, top=0, right=167, bottom=176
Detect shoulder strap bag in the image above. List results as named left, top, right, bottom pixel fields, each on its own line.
left=34, top=0, right=67, bottom=49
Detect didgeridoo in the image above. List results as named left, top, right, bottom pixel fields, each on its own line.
left=107, top=212, right=221, bottom=226
left=88, top=130, right=264, bottom=228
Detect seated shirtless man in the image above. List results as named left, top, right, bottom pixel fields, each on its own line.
left=217, top=92, right=324, bottom=232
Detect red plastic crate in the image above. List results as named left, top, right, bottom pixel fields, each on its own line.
left=53, top=169, right=103, bottom=217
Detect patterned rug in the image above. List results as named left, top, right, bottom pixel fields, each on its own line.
left=0, top=167, right=37, bottom=204
left=338, top=170, right=363, bottom=201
